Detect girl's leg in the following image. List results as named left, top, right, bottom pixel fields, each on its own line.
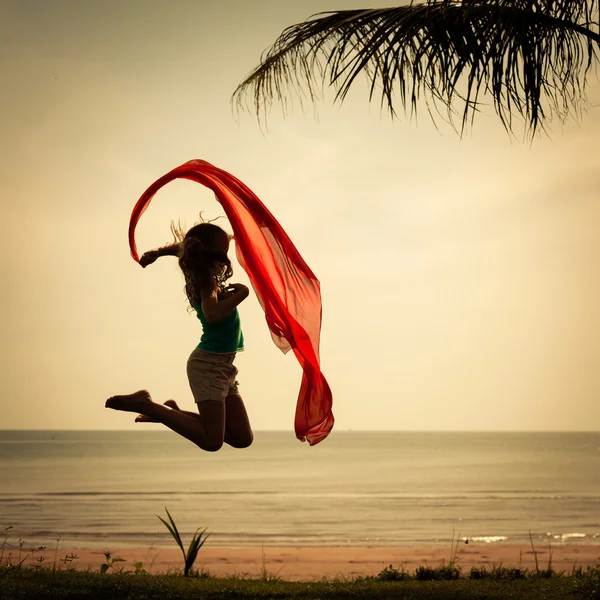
left=135, top=395, right=253, bottom=448
left=224, top=393, right=253, bottom=448
left=135, top=400, right=180, bottom=421
left=105, top=391, right=225, bottom=452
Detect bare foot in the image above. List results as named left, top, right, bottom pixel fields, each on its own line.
left=135, top=400, right=180, bottom=423
left=105, top=390, right=153, bottom=414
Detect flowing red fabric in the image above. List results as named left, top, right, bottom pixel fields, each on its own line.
left=128, top=159, right=334, bottom=445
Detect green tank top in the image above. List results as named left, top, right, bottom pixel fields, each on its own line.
left=193, top=301, right=244, bottom=353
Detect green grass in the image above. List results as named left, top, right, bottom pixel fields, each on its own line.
left=3, top=521, right=599, bottom=599
left=1, top=565, right=599, bottom=600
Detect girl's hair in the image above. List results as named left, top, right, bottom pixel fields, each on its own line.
left=176, top=222, right=233, bottom=307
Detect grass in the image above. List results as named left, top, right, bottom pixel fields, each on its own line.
left=1, top=567, right=600, bottom=600
left=2, top=519, right=600, bottom=599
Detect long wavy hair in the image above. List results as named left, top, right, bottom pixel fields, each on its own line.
left=173, top=221, right=233, bottom=308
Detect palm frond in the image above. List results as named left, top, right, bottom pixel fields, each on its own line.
left=185, top=528, right=210, bottom=576
left=158, top=508, right=185, bottom=554
left=232, top=0, right=600, bottom=137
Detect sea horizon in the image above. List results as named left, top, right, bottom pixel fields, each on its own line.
left=2, top=429, right=599, bottom=433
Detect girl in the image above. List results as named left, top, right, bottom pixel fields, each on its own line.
left=105, top=222, right=253, bottom=452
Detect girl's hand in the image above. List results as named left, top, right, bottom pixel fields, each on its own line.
left=224, top=283, right=249, bottom=296
left=139, top=250, right=159, bottom=268
left=203, top=283, right=249, bottom=323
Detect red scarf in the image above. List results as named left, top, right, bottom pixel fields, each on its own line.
left=129, top=160, right=334, bottom=445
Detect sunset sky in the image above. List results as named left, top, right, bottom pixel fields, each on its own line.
left=2, top=0, right=599, bottom=433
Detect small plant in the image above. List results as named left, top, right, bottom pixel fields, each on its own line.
left=100, top=551, right=126, bottom=574
left=470, top=565, right=528, bottom=580
left=258, top=545, right=285, bottom=582
left=469, top=566, right=488, bottom=580
left=0, top=526, right=13, bottom=566
left=572, top=566, right=600, bottom=600
left=413, top=526, right=462, bottom=581
left=528, top=531, right=540, bottom=575
left=0, top=528, right=45, bottom=569
left=133, top=561, right=148, bottom=575
left=59, top=553, right=79, bottom=571
left=377, top=564, right=411, bottom=581
left=448, top=525, right=460, bottom=568
left=528, top=532, right=556, bottom=578
left=157, top=507, right=210, bottom=577
left=415, top=563, right=462, bottom=581
left=51, top=536, right=62, bottom=571
left=16, top=544, right=46, bottom=569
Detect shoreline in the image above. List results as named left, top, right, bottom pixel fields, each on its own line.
left=31, top=544, right=600, bottom=580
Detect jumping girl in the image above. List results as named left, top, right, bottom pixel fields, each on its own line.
left=105, top=222, right=254, bottom=452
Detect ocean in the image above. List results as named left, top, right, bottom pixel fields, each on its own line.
left=1, top=431, right=599, bottom=549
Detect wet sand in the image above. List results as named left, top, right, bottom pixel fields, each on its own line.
left=39, top=544, right=600, bottom=580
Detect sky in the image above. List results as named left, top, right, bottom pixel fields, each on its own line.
left=1, top=0, right=599, bottom=433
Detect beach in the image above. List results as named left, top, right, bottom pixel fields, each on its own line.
left=3, top=430, right=600, bottom=580
left=39, top=544, right=600, bottom=580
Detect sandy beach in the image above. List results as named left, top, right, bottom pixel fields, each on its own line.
left=38, top=544, right=600, bottom=580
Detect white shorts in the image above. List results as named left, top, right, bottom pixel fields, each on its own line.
left=186, top=347, right=240, bottom=403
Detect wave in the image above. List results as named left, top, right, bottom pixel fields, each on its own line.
left=552, top=533, right=588, bottom=541
left=9, top=529, right=600, bottom=548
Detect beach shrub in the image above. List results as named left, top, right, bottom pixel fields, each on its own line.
left=376, top=564, right=411, bottom=581
left=100, top=552, right=127, bottom=574
left=572, top=568, right=600, bottom=600
left=415, top=564, right=461, bottom=580
left=469, top=566, right=527, bottom=580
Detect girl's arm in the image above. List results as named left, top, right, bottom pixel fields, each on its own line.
left=139, top=242, right=182, bottom=268
left=201, top=282, right=249, bottom=323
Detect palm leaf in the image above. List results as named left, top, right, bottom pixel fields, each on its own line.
left=157, top=508, right=185, bottom=555
left=185, top=528, right=210, bottom=576
left=233, top=0, right=600, bottom=137
left=187, top=528, right=209, bottom=560
left=158, top=508, right=211, bottom=577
